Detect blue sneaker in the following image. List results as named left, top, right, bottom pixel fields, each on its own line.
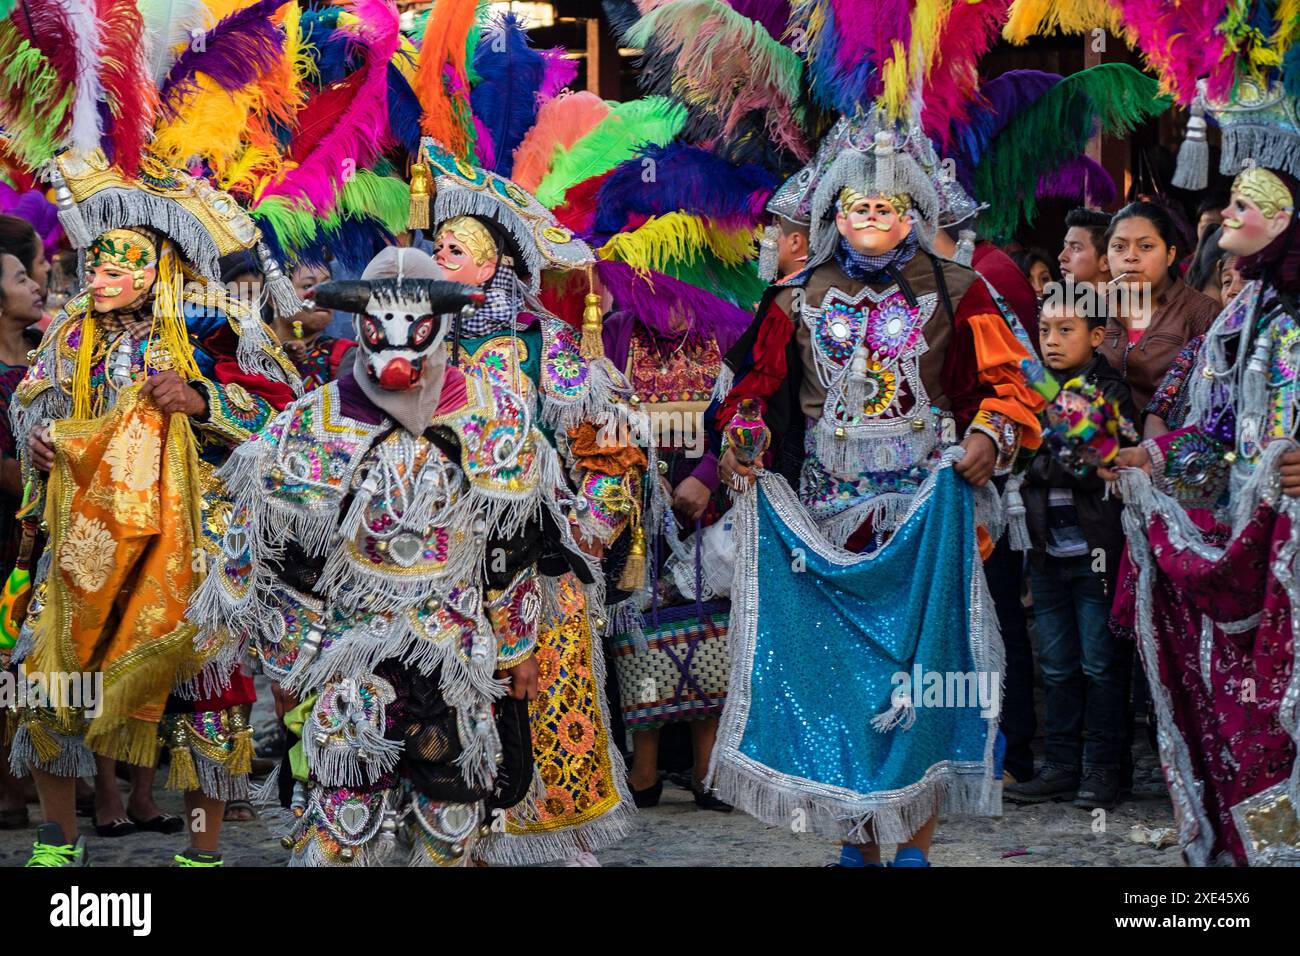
left=889, top=848, right=931, bottom=867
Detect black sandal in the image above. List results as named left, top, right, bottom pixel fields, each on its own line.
left=95, top=817, right=137, bottom=838
left=630, top=778, right=663, bottom=809
left=128, top=812, right=185, bottom=834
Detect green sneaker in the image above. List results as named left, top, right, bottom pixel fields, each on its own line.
left=25, top=823, right=87, bottom=867
left=173, top=849, right=224, bottom=867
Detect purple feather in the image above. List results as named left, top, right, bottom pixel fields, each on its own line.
left=537, top=47, right=578, bottom=103
left=159, top=0, right=290, bottom=110
left=593, top=143, right=778, bottom=235
left=1036, top=155, right=1117, bottom=207
left=596, top=259, right=754, bottom=349
left=724, top=0, right=792, bottom=40
left=470, top=13, right=548, bottom=176
left=951, top=70, right=1061, bottom=187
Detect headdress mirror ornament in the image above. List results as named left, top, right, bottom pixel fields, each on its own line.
left=420, top=137, right=594, bottom=292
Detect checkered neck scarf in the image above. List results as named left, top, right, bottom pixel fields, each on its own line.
left=833, top=231, right=920, bottom=282
left=459, top=265, right=522, bottom=338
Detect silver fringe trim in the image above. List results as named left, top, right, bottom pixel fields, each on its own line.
left=1220, top=126, right=1300, bottom=181
left=8, top=724, right=97, bottom=779
left=708, top=450, right=1002, bottom=843
left=76, top=188, right=224, bottom=279
left=192, top=749, right=252, bottom=803
left=709, top=363, right=735, bottom=406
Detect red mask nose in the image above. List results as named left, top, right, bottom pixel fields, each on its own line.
left=377, top=357, right=419, bottom=390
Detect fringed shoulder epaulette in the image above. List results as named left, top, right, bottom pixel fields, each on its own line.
left=180, top=281, right=303, bottom=396
left=435, top=371, right=558, bottom=517
left=218, top=382, right=386, bottom=560
left=536, top=315, right=631, bottom=433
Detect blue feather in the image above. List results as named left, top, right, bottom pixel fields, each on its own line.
left=387, top=63, right=423, bottom=158
left=951, top=70, right=1061, bottom=189
left=323, top=217, right=394, bottom=272
left=470, top=13, right=548, bottom=176
left=310, top=30, right=362, bottom=86
left=594, top=143, right=778, bottom=234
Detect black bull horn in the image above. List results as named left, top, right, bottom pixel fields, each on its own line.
left=307, top=279, right=486, bottom=315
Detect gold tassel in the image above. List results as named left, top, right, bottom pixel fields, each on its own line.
left=164, top=720, right=200, bottom=792
left=25, top=719, right=62, bottom=763
left=617, top=520, right=647, bottom=592
left=408, top=161, right=432, bottom=230
left=166, top=745, right=200, bottom=792
left=226, top=708, right=253, bottom=776
left=148, top=244, right=202, bottom=382
left=71, top=306, right=97, bottom=420
left=580, top=267, right=604, bottom=361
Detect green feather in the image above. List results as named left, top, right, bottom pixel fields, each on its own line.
left=0, top=1, right=15, bottom=19
left=535, top=96, right=687, bottom=208
left=0, top=23, right=72, bottom=167
left=974, top=64, right=1172, bottom=241
left=254, top=171, right=410, bottom=256
left=657, top=256, right=767, bottom=310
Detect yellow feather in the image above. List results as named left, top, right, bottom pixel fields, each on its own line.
left=220, top=144, right=279, bottom=193
left=597, top=213, right=758, bottom=275
left=1272, top=0, right=1300, bottom=54
left=911, top=0, right=951, bottom=79
left=1003, top=0, right=1118, bottom=44
left=153, top=77, right=259, bottom=174
left=881, top=39, right=911, bottom=119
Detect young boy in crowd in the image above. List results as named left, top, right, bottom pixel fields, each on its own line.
left=1058, top=207, right=1112, bottom=288
left=1005, top=295, right=1137, bottom=811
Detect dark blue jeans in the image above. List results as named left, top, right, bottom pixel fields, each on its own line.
left=1030, top=555, right=1128, bottom=771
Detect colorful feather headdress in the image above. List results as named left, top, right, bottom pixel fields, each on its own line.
left=1001, top=0, right=1300, bottom=189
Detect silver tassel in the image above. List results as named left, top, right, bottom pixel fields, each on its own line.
left=47, top=166, right=93, bottom=249
left=258, top=240, right=305, bottom=319
left=1003, top=475, right=1030, bottom=552
left=873, top=130, right=897, bottom=195
left=954, top=229, right=976, bottom=267
left=1172, top=96, right=1209, bottom=192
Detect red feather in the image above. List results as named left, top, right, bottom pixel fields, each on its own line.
left=288, top=73, right=366, bottom=164
left=95, top=0, right=157, bottom=177
left=10, top=0, right=79, bottom=147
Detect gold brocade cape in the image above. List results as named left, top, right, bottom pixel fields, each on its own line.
left=25, top=385, right=206, bottom=764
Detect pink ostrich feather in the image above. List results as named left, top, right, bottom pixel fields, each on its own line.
left=922, top=0, right=1011, bottom=148
left=512, top=91, right=611, bottom=193
left=1122, top=0, right=1232, bottom=104
left=260, top=0, right=399, bottom=213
